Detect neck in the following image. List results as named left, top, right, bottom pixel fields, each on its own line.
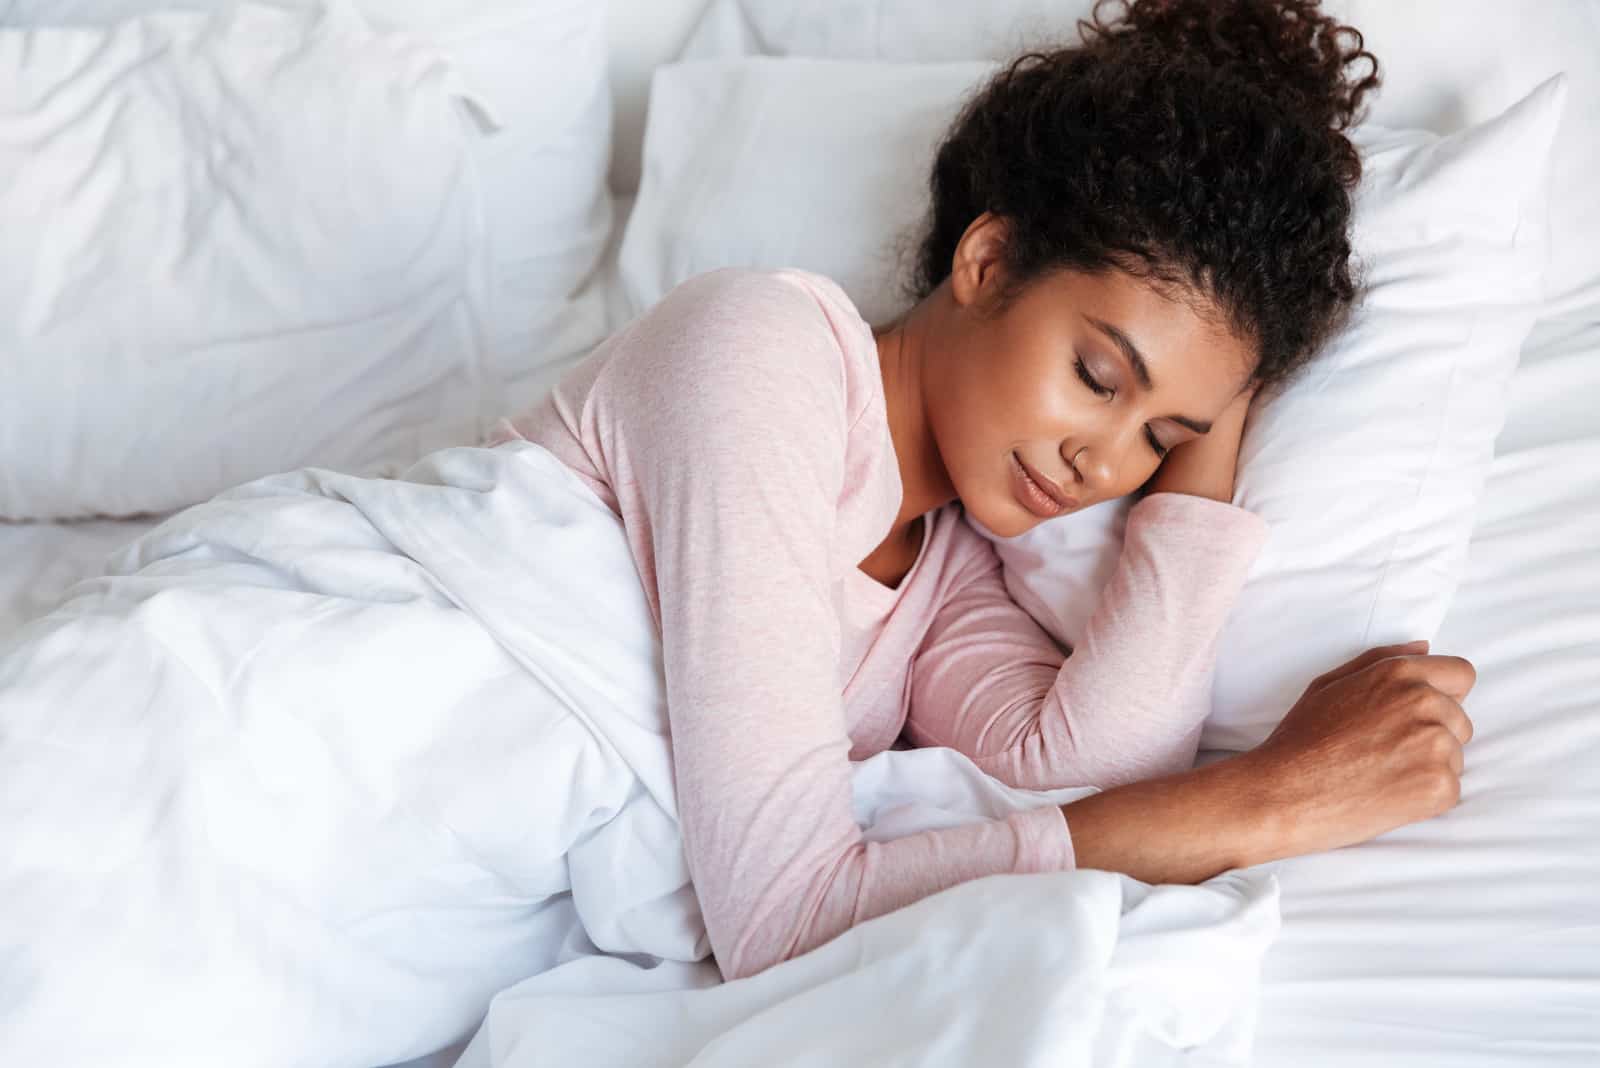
left=873, top=297, right=958, bottom=536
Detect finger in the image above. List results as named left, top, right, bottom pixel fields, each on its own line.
left=1426, top=693, right=1475, bottom=746
left=1412, top=654, right=1477, bottom=703
left=1309, top=640, right=1430, bottom=692
left=1448, top=740, right=1465, bottom=777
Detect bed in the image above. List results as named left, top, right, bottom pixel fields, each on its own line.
left=2, top=2, right=1596, bottom=1065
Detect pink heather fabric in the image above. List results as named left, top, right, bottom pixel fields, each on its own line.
left=485, top=267, right=1270, bottom=980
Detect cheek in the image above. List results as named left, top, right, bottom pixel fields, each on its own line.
left=961, top=343, right=1078, bottom=440
left=937, top=358, right=1050, bottom=481
left=932, top=356, right=1084, bottom=531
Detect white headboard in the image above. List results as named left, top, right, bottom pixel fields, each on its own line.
left=606, top=0, right=713, bottom=196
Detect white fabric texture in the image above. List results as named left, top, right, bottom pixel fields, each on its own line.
left=0, top=2, right=493, bottom=520
left=680, top=0, right=1600, bottom=320
left=617, top=56, right=1564, bottom=750
left=0, top=0, right=621, bottom=519
left=454, top=848, right=1281, bottom=1068
left=618, top=57, right=987, bottom=325
left=1249, top=335, right=1600, bottom=1065
left=0, top=441, right=693, bottom=1064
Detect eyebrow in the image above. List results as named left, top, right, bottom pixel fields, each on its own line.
left=1084, top=315, right=1213, bottom=435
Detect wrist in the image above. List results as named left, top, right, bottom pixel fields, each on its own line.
left=1195, top=750, right=1298, bottom=869
left=1058, top=750, right=1298, bottom=884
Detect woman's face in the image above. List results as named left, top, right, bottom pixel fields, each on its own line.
left=923, top=213, right=1257, bottom=539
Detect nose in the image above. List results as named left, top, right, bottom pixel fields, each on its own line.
left=1063, top=440, right=1116, bottom=494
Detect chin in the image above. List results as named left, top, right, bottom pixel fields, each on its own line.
left=963, top=494, right=1045, bottom=540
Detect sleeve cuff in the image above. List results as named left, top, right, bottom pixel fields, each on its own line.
left=1009, top=804, right=1077, bottom=873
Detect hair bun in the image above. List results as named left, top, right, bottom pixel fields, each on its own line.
left=1079, top=0, right=1380, bottom=138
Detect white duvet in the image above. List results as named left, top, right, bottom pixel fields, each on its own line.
left=0, top=441, right=1279, bottom=1067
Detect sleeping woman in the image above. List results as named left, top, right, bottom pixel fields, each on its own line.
left=486, top=0, right=1477, bottom=981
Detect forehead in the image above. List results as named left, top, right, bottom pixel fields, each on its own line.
left=1016, top=266, right=1257, bottom=392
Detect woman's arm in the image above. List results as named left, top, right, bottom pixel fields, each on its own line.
left=1059, top=640, right=1477, bottom=883
left=905, top=491, right=1269, bottom=791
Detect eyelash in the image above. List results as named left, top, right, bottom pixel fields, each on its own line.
left=1074, top=356, right=1169, bottom=459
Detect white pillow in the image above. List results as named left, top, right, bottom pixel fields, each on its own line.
left=3, top=0, right=618, bottom=464
left=620, top=57, right=994, bottom=325
left=619, top=57, right=1564, bottom=751
left=681, top=0, right=1600, bottom=320
left=0, top=3, right=492, bottom=520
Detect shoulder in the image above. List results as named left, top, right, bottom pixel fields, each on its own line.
left=608, top=266, right=881, bottom=424
left=647, top=267, right=873, bottom=375
left=662, top=266, right=867, bottom=334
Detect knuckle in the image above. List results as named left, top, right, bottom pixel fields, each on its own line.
left=1426, top=768, right=1461, bottom=808
left=1426, top=728, right=1458, bottom=761
left=1376, top=657, right=1412, bottom=681
left=1393, top=677, right=1437, bottom=710
left=1426, top=687, right=1462, bottom=715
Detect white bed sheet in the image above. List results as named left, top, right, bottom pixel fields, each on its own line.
left=2, top=319, right=1595, bottom=1066
left=1244, top=318, right=1600, bottom=1065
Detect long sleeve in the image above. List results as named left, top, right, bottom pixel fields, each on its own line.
left=905, top=492, right=1269, bottom=792
left=553, top=269, right=1074, bottom=980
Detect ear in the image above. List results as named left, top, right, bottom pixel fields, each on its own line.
left=948, top=212, right=1010, bottom=310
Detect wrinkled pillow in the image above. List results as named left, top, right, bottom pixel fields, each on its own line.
left=0, top=3, right=491, bottom=520
left=3, top=0, right=619, bottom=411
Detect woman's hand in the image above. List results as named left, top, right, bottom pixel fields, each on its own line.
left=1140, top=383, right=1257, bottom=504
left=1058, top=639, right=1476, bottom=884
left=1235, top=639, right=1477, bottom=859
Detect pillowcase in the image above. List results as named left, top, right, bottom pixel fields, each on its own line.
left=0, top=3, right=492, bottom=519
left=619, top=56, right=1564, bottom=750
left=620, top=57, right=993, bottom=325
left=680, top=0, right=1600, bottom=321
left=2, top=0, right=619, bottom=514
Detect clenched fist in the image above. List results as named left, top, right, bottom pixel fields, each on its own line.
left=1241, top=639, right=1477, bottom=857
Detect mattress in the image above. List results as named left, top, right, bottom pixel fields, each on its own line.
left=3, top=298, right=1596, bottom=1066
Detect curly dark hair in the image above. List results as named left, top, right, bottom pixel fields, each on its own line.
left=909, top=0, right=1382, bottom=390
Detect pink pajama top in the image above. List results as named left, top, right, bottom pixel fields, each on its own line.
left=485, top=267, right=1270, bottom=980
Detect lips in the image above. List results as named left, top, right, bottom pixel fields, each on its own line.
left=1011, top=451, right=1079, bottom=518
left=1015, top=452, right=1077, bottom=509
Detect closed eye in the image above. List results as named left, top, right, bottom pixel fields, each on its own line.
left=1076, top=356, right=1169, bottom=458
left=1074, top=356, right=1113, bottom=398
